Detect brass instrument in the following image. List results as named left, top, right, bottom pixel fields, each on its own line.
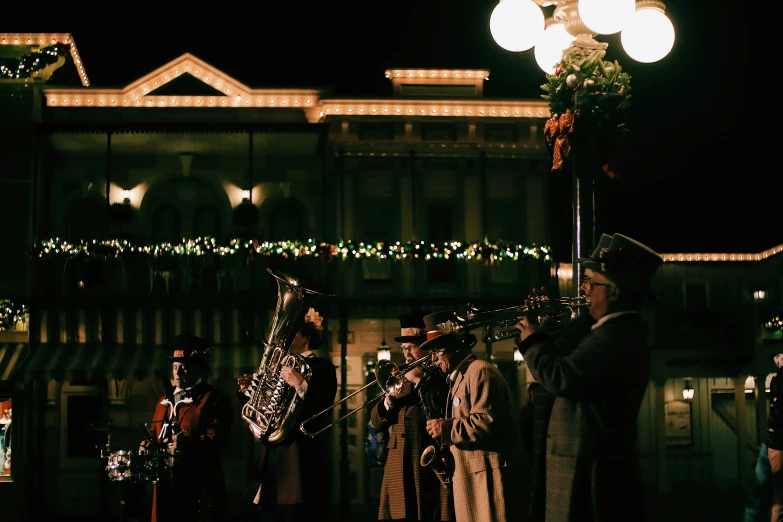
left=456, top=296, right=589, bottom=343
left=300, top=353, right=432, bottom=439
left=418, top=367, right=452, bottom=489
left=241, top=268, right=335, bottom=445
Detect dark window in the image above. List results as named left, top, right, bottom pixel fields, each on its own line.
left=67, top=197, right=105, bottom=241
left=685, top=284, right=708, bottom=312
left=268, top=200, right=306, bottom=241
left=427, top=205, right=456, bottom=283
left=151, top=204, right=181, bottom=244
left=66, top=395, right=104, bottom=458
left=193, top=204, right=222, bottom=241
left=358, top=122, right=394, bottom=141
left=422, top=123, right=457, bottom=142
left=359, top=200, right=393, bottom=282
left=484, top=124, right=519, bottom=143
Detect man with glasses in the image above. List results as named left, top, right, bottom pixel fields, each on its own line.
left=516, top=233, right=663, bottom=522
left=423, top=311, right=524, bottom=522
left=370, top=311, right=454, bottom=522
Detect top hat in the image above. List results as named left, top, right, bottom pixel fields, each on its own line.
left=393, top=311, right=430, bottom=344
left=579, top=233, right=663, bottom=299
left=166, top=334, right=213, bottom=362
left=418, top=311, right=466, bottom=353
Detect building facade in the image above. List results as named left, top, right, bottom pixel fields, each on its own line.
left=0, top=32, right=781, bottom=519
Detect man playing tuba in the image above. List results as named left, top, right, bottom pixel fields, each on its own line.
left=238, top=306, right=338, bottom=522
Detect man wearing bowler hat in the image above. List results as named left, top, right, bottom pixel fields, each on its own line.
left=142, top=334, right=234, bottom=522
left=371, top=311, right=453, bottom=522
left=516, top=233, right=663, bottom=522
left=423, top=311, right=524, bottom=522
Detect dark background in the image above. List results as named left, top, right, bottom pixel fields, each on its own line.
left=5, top=2, right=768, bottom=254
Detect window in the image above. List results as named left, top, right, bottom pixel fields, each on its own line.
left=426, top=205, right=456, bottom=283
left=422, top=123, right=457, bottom=142
left=359, top=199, right=394, bottom=282
left=193, top=204, right=222, bottom=241
left=358, top=122, right=394, bottom=141
left=484, top=124, right=518, bottom=143
left=151, top=204, right=181, bottom=244
left=0, top=398, right=12, bottom=481
left=684, top=284, right=708, bottom=312
left=65, top=395, right=103, bottom=459
left=67, top=197, right=105, bottom=241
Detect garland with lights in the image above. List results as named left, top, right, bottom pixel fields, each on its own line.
left=0, top=43, right=70, bottom=80
left=764, top=316, right=782, bottom=331
left=541, top=49, right=632, bottom=177
left=0, top=300, right=28, bottom=332
left=27, top=237, right=551, bottom=264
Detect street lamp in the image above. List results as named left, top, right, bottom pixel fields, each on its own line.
left=490, top=0, right=675, bottom=296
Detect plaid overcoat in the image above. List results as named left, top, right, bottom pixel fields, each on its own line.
left=371, top=377, right=454, bottom=521
left=446, top=355, right=524, bottom=522
left=520, top=313, right=650, bottom=522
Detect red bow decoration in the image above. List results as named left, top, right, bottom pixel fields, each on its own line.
left=544, top=109, right=579, bottom=173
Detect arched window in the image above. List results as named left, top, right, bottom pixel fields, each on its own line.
left=193, top=204, right=222, bottom=241
left=268, top=200, right=306, bottom=242
left=151, top=204, right=181, bottom=244
left=66, top=197, right=105, bottom=242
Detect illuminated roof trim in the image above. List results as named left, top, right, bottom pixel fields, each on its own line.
left=660, top=244, right=783, bottom=263
left=0, top=32, right=89, bottom=86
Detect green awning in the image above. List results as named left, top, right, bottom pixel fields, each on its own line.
left=0, top=343, right=29, bottom=380
left=20, top=343, right=264, bottom=382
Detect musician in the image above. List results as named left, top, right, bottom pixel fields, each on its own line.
left=370, top=311, right=454, bottom=522
left=237, top=307, right=338, bottom=522
left=141, top=334, right=234, bottom=522
left=423, top=311, right=524, bottom=522
left=516, top=233, right=663, bottom=522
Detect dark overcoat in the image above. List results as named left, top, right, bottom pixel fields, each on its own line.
left=520, top=313, right=650, bottom=522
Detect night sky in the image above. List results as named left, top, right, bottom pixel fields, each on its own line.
left=7, top=3, right=768, bottom=254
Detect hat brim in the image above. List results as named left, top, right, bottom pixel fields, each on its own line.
left=165, top=355, right=208, bottom=362
left=581, top=261, right=658, bottom=300
left=418, top=332, right=459, bottom=352
left=393, top=335, right=427, bottom=344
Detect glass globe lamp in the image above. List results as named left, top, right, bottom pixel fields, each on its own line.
left=534, top=20, right=576, bottom=74
left=490, top=0, right=545, bottom=52
left=578, top=0, right=636, bottom=35
left=621, top=5, right=675, bottom=63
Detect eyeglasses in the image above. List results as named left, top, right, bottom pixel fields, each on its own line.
left=430, top=349, right=447, bottom=358
left=582, top=277, right=614, bottom=290
left=400, top=345, right=416, bottom=354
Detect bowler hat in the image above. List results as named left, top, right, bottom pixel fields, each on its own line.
left=166, top=334, right=212, bottom=362
left=393, top=311, right=430, bottom=344
left=579, top=233, right=663, bottom=299
left=418, top=311, right=466, bottom=353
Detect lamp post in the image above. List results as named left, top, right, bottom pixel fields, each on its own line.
left=490, top=0, right=675, bottom=296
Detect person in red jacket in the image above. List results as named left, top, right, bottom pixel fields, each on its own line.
left=141, top=334, right=234, bottom=522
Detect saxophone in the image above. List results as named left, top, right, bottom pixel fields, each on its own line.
left=241, top=268, right=334, bottom=444
left=418, top=363, right=453, bottom=489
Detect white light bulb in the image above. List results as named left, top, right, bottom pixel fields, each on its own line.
left=578, top=0, right=635, bottom=35
left=621, top=7, right=675, bottom=63
left=490, top=0, right=545, bottom=53
left=534, top=22, right=576, bottom=74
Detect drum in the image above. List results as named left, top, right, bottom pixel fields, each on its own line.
left=105, top=449, right=167, bottom=482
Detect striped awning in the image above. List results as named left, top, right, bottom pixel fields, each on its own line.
left=0, top=343, right=29, bottom=381
left=21, top=343, right=265, bottom=382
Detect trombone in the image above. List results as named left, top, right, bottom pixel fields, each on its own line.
left=300, top=353, right=432, bottom=439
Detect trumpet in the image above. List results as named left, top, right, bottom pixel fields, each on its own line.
left=457, top=296, right=589, bottom=343
left=299, top=353, right=432, bottom=439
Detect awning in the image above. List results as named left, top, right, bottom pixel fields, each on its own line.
left=0, top=343, right=29, bottom=381
left=21, top=343, right=264, bottom=382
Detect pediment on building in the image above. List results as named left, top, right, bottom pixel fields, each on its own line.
left=41, top=52, right=324, bottom=114
left=0, top=33, right=90, bottom=86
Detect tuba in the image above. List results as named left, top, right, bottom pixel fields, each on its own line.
left=241, top=268, right=335, bottom=444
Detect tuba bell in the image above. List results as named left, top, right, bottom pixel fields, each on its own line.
left=241, top=268, right=335, bottom=444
